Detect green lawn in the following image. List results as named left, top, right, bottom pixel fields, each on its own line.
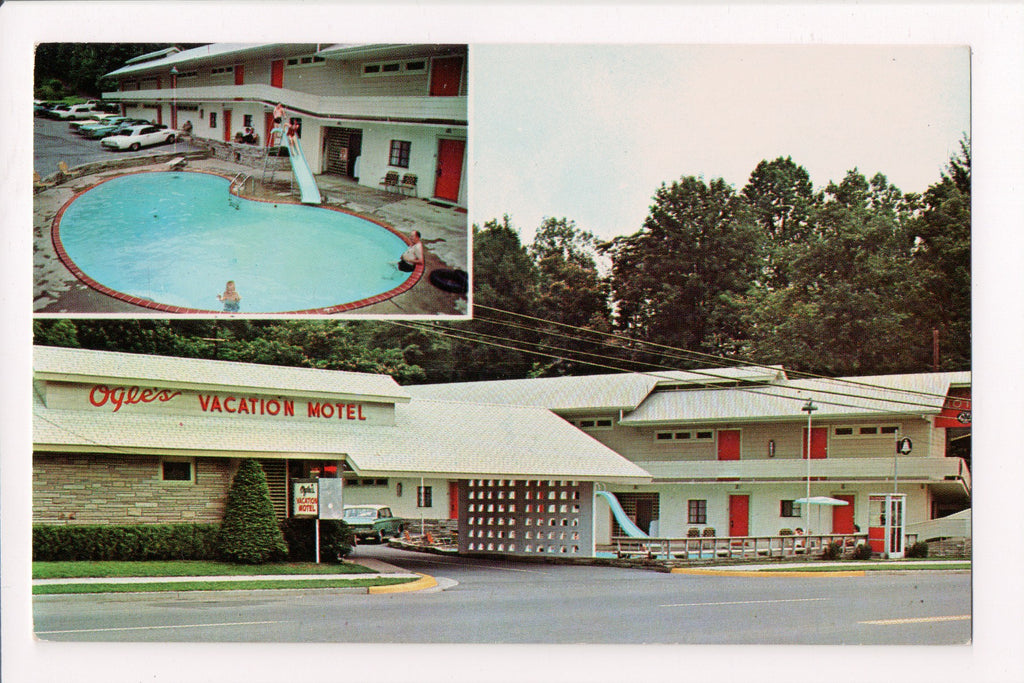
left=33, top=560, right=375, bottom=580
left=33, top=577, right=413, bottom=595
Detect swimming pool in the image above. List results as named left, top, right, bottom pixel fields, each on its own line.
left=52, top=171, right=420, bottom=313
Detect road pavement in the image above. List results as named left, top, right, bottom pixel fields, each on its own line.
left=32, top=544, right=971, bottom=645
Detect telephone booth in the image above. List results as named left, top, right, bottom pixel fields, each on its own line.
left=868, top=493, right=906, bottom=559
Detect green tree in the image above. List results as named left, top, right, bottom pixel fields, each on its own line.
left=744, top=170, right=921, bottom=374
left=603, top=176, right=761, bottom=360
left=217, top=459, right=288, bottom=564
left=906, top=139, right=971, bottom=370
left=742, top=156, right=815, bottom=289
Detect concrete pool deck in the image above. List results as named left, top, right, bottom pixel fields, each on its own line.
left=33, top=154, right=469, bottom=317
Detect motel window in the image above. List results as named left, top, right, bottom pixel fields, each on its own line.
left=243, top=114, right=253, bottom=128
left=209, top=112, right=217, bottom=128
left=655, top=430, right=715, bottom=443
left=780, top=500, right=802, bottom=517
left=417, top=486, right=433, bottom=508
left=834, top=424, right=901, bottom=439
left=389, top=140, right=411, bottom=168
left=162, top=460, right=193, bottom=483
left=363, top=60, right=427, bottom=77
left=577, top=417, right=613, bottom=431
left=687, top=499, right=707, bottom=525
left=286, top=55, right=326, bottom=67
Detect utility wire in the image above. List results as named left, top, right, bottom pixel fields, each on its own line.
left=472, top=303, right=968, bottom=405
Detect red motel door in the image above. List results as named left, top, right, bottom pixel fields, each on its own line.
left=717, top=430, right=741, bottom=460
left=271, top=60, right=284, bottom=88
left=448, top=481, right=459, bottom=520
left=729, top=495, right=749, bottom=537
left=802, top=427, right=828, bottom=459
left=429, top=56, right=463, bottom=96
left=264, top=112, right=275, bottom=146
left=434, top=139, right=465, bottom=202
left=832, top=494, right=855, bottom=534
left=234, top=64, right=244, bottom=86
left=222, top=110, right=232, bottom=143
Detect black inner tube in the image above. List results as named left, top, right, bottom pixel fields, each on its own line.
left=429, top=268, right=468, bottom=295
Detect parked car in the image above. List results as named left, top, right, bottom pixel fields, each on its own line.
left=101, top=124, right=177, bottom=151
left=55, top=103, right=99, bottom=120
left=69, top=113, right=120, bottom=132
left=79, top=116, right=138, bottom=138
left=342, top=505, right=405, bottom=543
left=42, top=103, right=71, bottom=119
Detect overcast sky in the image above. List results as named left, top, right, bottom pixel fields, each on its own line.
left=470, top=44, right=970, bottom=243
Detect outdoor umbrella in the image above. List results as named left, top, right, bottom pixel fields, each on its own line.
left=794, top=496, right=849, bottom=534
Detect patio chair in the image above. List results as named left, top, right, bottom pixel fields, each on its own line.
left=379, top=171, right=399, bottom=193
left=399, top=173, right=418, bottom=196
left=33, top=172, right=55, bottom=191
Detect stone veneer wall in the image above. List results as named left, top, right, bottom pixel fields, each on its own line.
left=33, top=452, right=237, bottom=525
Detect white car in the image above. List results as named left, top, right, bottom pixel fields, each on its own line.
left=101, top=125, right=177, bottom=151
left=56, top=103, right=99, bottom=120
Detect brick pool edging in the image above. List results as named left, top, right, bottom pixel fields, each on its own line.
left=50, top=169, right=424, bottom=315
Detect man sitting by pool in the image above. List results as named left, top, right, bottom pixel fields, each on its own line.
left=397, top=231, right=423, bottom=273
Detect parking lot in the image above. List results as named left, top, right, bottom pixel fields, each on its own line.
left=34, top=115, right=201, bottom=177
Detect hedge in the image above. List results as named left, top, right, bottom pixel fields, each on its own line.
left=281, top=519, right=354, bottom=563
left=33, top=524, right=220, bottom=562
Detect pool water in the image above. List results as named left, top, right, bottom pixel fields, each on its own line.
left=56, top=172, right=415, bottom=313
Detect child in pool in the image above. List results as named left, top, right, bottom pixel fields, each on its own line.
left=218, top=281, right=241, bottom=312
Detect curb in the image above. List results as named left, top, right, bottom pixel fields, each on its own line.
left=672, top=568, right=866, bottom=578
left=368, top=573, right=438, bottom=594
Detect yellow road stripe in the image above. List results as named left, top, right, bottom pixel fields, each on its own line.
left=860, top=615, right=971, bottom=625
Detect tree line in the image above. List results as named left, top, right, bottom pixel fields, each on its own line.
left=34, top=144, right=970, bottom=382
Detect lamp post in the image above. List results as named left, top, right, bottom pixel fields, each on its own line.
left=170, top=67, right=178, bottom=150
left=801, top=399, right=818, bottom=532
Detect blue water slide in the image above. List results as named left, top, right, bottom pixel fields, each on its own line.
left=596, top=490, right=649, bottom=538
left=274, top=127, right=321, bottom=204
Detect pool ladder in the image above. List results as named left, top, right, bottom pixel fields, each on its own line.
left=228, top=173, right=252, bottom=209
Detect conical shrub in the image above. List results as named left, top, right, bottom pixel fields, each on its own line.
left=218, top=459, right=288, bottom=564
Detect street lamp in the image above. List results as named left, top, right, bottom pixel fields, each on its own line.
left=801, top=399, right=818, bottom=532
left=170, top=67, right=178, bottom=150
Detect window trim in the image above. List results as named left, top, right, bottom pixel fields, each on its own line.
left=687, top=499, right=707, bottom=525
left=362, top=59, right=427, bottom=77
left=160, top=458, right=195, bottom=484
left=833, top=424, right=901, bottom=439
left=286, top=54, right=327, bottom=68
left=655, top=429, right=715, bottom=443
left=388, top=139, right=411, bottom=168
left=575, top=417, right=614, bottom=431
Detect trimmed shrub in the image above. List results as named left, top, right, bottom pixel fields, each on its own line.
left=821, top=540, right=844, bottom=560
left=778, top=528, right=794, bottom=536
left=701, top=527, right=716, bottom=537
left=906, top=541, right=929, bottom=559
left=33, top=524, right=220, bottom=561
left=217, top=459, right=288, bottom=564
left=281, top=519, right=354, bottom=563
left=687, top=527, right=701, bottom=538
left=852, top=542, right=873, bottom=560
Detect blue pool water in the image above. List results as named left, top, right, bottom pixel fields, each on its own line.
left=57, top=172, right=414, bottom=313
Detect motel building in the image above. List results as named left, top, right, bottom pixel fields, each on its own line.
left=33, top=346, right=971, bottom=559
left=102, top=43, right=468, bottom=207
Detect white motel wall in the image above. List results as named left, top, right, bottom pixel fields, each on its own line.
left=32, top=346, right=970, bottom=558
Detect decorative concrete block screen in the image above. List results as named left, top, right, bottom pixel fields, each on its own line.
left=459, top=479, right=594, bottom=557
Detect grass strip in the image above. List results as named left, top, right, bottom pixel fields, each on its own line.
left=33, top=560, right=374, bottom=580
left=33, top=577, right=415, bottom=595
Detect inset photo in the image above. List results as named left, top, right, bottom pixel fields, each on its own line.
left=33, top=43, right=469, bottom=316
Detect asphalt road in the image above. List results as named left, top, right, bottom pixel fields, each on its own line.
left=33, top=115, right=201, bottom=176
left=33, top=545, right=971, bottom=645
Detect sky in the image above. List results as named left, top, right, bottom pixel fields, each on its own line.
left=470, top=44, right=971, bottom=243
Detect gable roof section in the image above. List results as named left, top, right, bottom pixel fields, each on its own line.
left=34, top=346, right=410, bottom=404
left=407, top=366, right=786, bottom=413
left=104, top=44, right=320, bottom=78
left=620, top=371, right=971, bottom=425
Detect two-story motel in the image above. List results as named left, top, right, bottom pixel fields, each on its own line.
left=102, top=43, right=468, bottom=207
left=33, top=346, right=970, bottom=558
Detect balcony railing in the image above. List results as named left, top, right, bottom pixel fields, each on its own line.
left=606, top=532, right=868, bottom=561
left=103, top=84, right=467, bottom=125
left=636, top=456, right=971, bottom=493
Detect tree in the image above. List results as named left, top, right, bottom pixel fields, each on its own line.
left=906, top=139, right=971, bottom=370
left=742, top=156, right=815, bottom=289
left=217, top=459, right=288, bottom=564
left=744, top=170, right=921, bottom=374
left=603, top=176, right=761, bottom=361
